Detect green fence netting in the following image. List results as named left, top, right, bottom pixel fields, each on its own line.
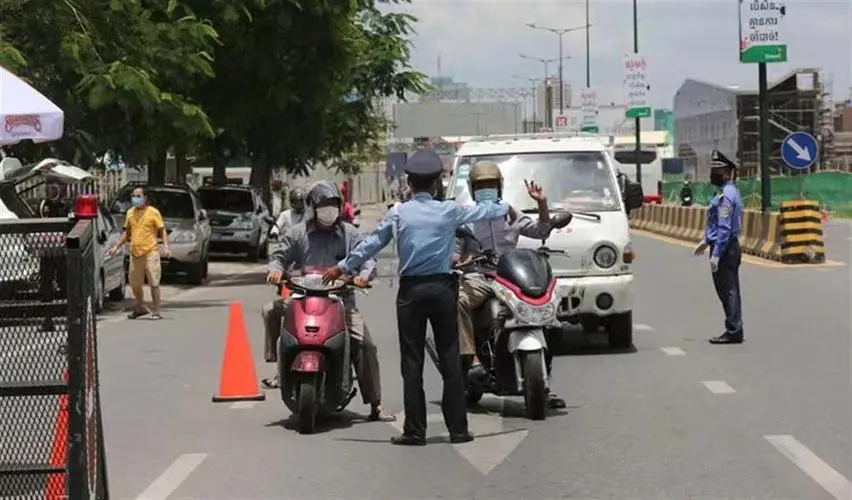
left=662, top=171, right=852, bottom=214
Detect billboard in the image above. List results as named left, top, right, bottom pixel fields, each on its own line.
left=392, top=102, right=522, bottom=138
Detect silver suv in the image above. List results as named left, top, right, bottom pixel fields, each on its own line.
left=110, top=183, right=211, bottom=285
left=197, top=185, right=273, bottom=261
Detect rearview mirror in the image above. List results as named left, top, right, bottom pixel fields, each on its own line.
left=198, top=209, right=207, bottom=221
left=255, top=206, right=263, bottom=215
left=623, top=182, right=644, bottom=211
left=97, top=230, right=108, bottom=244
left=550, top=212, right=573, bottom=229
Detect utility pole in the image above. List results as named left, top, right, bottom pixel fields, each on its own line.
left=585, top=0, right=591, bottom=88
left=519, top=54, right=569, bottom=129
left=632, top=0, right=642, bottom=185
left=525, top=22, right=590, bottom=115
left=512, top=74, right=539, bottom=131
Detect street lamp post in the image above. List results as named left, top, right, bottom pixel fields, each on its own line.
left=525, top=22, right=590, bottom=114
left=512, top=74, right=539, bottom=131
left=632, top=0, right=642, bottom=185
left=518, top=54, right=569, bottom=128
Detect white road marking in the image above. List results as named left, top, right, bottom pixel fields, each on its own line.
left=634, top=323, right=653, bottom=331
left=135, top=453, right=208, bottom=500
left=702, top=380, right=736, bottom=394
left=230, top=401, right=257, bottom=409
left=661, top=347, right=686, bottom=356
left=390, top=404, right=530, bottom=475
left=765, top=435, right=852, bottom=500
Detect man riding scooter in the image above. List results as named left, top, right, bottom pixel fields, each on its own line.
left=274, top=186, right=307, bottom=234
left=456, top=160, right=567, bottom=409
left=262, top=181, right=395, bottom=422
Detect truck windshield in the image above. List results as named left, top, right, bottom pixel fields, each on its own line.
left=452, top=151, right=621, bottom=212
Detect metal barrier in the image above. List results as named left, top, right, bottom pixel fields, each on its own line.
left=0, top=218, right=109, bottom=499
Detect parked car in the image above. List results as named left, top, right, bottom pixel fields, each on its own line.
left=197, top=184, right=274, bottom=261
left=110, top=183, right=211, bottom=285
left=0, top=158, right=126, bottom=311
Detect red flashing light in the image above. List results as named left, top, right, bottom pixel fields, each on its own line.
left=75, top=194, right=99, bottom=219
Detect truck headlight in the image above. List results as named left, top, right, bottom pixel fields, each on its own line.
left=594, top=245, right=617, bottom=268
left=232, top=221, right=253, bottom=230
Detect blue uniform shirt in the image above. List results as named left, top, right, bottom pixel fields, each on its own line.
left=339, top=192, right=510, bottom=276
left=704, top=181, right=742, bottom=259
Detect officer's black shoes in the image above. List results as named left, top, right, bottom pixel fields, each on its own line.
left=391, top=434, right=426, bottom=446
left=449, top=431, right=475, bottom=444
left=547, top=393, right=567, bottom=409
left=709, top=332, right=744, bottom=344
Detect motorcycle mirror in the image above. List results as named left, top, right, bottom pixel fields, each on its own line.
left=550, top=212, right=573, bottom=229
left=624, top=182, right=644, bottom=211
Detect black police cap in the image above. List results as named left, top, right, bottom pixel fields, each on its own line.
left=403, top=149, right=444, bottom=179
left=710, top=149, right=737, bottom=170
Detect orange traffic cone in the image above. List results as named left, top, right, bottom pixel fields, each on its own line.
left=212, top=302, right=266, bottom=403
left=45, top=370, right=68, bottom=500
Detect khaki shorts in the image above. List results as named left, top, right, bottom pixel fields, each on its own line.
left=129, top=251, right=162, bottom=288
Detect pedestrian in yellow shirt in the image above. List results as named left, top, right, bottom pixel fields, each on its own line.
left=109, top=187, right=171, bottom=319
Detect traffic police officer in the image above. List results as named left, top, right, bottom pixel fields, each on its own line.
left=694, top=150, right=744, bottom=344
left=323, top=149, right=509, bottom=446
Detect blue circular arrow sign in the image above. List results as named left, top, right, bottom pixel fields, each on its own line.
left=781, top=131, right=819, bottom=170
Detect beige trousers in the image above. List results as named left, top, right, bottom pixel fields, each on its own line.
left=457, top=275, right=493, bottom=356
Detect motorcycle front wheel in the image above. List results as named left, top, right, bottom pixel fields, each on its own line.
left=522, top=351, right=547, bottom=421
left=297, top=375, right=319, bottom=434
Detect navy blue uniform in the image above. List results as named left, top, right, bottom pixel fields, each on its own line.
left=704, top=152, right=744, bottom=339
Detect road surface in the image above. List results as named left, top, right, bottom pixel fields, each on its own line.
left=3, top=229, right=850, bottom=499
left=94, top=228, right=852, bottom=500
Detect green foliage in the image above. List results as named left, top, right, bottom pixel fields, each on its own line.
left=0, top=0, right=426, bottom=185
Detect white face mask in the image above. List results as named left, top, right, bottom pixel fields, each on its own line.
left=315, top=206, right=340, bottom=226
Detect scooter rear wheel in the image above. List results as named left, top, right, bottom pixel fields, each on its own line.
left=297, top=376, right=318, bottom=434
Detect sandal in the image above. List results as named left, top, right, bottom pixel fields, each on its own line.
left=150, top=313, right=162, bottom=320
left=261, top=377, right=280, bottom=389
left=368, top=407, right=397, bottom=422
left=127, top=310, right=148, bottom=319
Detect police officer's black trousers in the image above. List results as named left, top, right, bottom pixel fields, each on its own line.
left=711, top=239, right=743, bottom=335
left=396, top=274, right=469, bottom=438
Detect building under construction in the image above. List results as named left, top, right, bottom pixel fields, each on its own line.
left=673, top=68, right=837, bottom=179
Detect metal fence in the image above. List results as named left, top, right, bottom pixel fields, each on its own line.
left=0, top=218, right=109, bottom=499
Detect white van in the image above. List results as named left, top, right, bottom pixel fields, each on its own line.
left=449, top=132, right=643, bottom=348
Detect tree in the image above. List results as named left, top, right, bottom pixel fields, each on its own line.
left=0, top=0, right=219, bottom=182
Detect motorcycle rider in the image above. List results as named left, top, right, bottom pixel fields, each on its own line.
left=274, top=187, right=307, bottom=234
left=262, top=181, right=395, bottom=422
left=680, top=179, right=693, bottom=207
left=456, top=160, right=567, bottom=409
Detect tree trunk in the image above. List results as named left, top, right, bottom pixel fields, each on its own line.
left=174, top=144, right=191, bottom=183
left=147, top=146, right=168, bottom=186
left=212, top=161, right=227, bottom=185
left=250, top=157, right=272, bottom=207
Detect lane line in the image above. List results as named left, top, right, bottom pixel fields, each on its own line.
left=634, top=323, right=653, bottom=331
left=632, top=229, right=846, bottom=268
left=765, top=435, right=852, bottom=500
left=230, top=401, right=257, bottom=409
left=661, top=347, right=686, bottom=356
left=135, top=453, right=208, bottom=500
left=702, top=380, right=736, bottom=394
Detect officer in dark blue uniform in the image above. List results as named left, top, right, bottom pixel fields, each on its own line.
left=694, top=150, right=744, bottom=344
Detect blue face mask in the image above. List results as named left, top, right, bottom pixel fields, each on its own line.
left=473, top=188, right=499, bottom=203
left=131, top=196, right=144, bottom=208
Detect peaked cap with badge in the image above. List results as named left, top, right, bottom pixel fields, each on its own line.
left=404, top=149, right=444, bottom=179
left=710, top=149, right=737, bottom=170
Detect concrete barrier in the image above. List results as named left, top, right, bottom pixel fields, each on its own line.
left=778, top=200, right=826, bottom=263
left=627, top=203, right=822, bottom=263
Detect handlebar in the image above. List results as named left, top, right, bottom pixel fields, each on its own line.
left=275, top=276, right=372, bottom=296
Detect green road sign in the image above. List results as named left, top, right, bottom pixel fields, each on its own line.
left=581, top=125, right=599, bottom=133
left=738, top=0, right=788, bottom=64
left=625, top=106, right=651, bottom=119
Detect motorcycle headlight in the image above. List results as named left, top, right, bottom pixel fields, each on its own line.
left=514, top=302, right=557, bottom=325
left=170, top=230, right=197, bottom=243
left=594, top=245, right=617, bottom=269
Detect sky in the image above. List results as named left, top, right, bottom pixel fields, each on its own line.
left=398, top=0, right=852, bottom=109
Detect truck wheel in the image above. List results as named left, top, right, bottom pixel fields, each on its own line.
left=186, top=260, right=204, bottom=285
left=607, top=311, right=634, bottom=350
left=108, top=268, right=126, bottom=301
left=522, top=351, right=547, bottom=420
